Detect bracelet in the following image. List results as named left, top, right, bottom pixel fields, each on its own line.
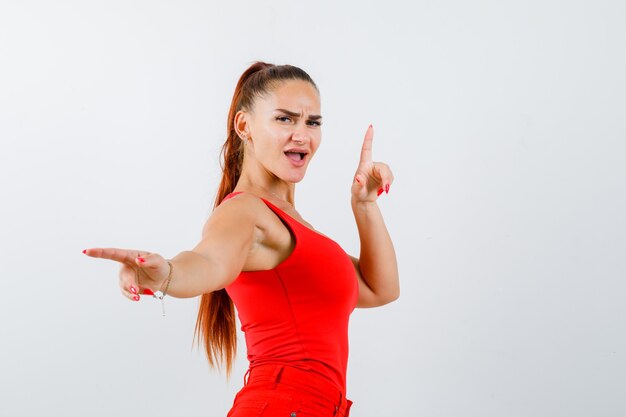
left=153, top=261, right=173, bottom=316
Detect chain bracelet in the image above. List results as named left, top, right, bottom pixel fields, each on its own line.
left=153, top=261, right=173, bottom=317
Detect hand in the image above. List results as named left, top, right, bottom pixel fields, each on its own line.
left=351, top=124, right=394, bottom=203
left=83, top=248, right=170, bottom=301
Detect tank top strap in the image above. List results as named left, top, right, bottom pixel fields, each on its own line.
left=221, top=191, right=244, bottom=204
left=220, top=191, right=298, bottom=228
left=255, top=196, right=299, bottom=228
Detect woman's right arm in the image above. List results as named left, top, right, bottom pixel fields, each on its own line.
left=85, top=194, right=260, bottom=300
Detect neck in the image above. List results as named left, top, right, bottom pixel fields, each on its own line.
left=236, top=165, right=296, bottom=207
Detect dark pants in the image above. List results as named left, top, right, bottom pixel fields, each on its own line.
left=227, top=364, right=353, bottom=417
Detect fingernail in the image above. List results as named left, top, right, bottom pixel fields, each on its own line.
left=82, top=249, right=87, bottom=254
left=143, top=288, right=154, bottom=296
left=137, top=257, right=145, bottom=263
left=130, top=286, right=137, bottom=294
left=385, top=184, right=390, bottom=194
left=377, top=188, right=384, bottom=196
left=133, top=295, right=140, bottom=301
left=355, top=177, right=361, bottom=184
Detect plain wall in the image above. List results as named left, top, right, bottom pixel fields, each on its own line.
left=0, top=0, right=624, bottom=416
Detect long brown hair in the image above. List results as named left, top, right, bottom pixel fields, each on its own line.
left=193, top=61, right=318, bottom=377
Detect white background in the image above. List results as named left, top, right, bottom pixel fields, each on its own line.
left=1, top=1, right=624, bottom=416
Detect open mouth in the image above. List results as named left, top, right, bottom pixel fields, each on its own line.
left=284, top=151, right=306, bottom=161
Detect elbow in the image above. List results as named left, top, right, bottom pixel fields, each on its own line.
left=392, top=288, right=400, bottom=302
left=379, top=286, right=400, bottom=306
left=388, top=278, right=400, bottom=303
left=387, top=289, right=400, bottom=304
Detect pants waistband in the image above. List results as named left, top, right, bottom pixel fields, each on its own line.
left=243, top=364, right=352, bottom=417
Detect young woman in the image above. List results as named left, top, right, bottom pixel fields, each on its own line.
left=84, top=62, right=399, bottom=417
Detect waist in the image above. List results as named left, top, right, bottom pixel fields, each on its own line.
left=244, top=363, right=352, bottom=416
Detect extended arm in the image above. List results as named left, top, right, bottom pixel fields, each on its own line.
left=85, top=194, right=259, bottom=300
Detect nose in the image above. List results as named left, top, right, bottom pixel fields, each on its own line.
left=291, top=122, right=310, bottom=144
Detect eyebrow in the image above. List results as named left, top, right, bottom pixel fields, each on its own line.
left=275, top=108, right=322, bottom=120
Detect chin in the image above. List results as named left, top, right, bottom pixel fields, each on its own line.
left=281, top=169, right=308, bottom=184
left=285, top=174, right=306, bottom=184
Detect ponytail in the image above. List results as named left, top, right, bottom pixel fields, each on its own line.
left=193, top=61, right=318, bottom=377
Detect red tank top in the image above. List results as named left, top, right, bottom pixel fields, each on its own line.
left=222, top=192, right=359, bottom=394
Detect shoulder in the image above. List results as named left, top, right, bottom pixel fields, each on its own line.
left=202, top=191, right=292, bottom=271
left=215, top=192, right=278, bottom=223
left=204, top=192, right=266, bottom=233
left=218, top=191, right=267, bottom=213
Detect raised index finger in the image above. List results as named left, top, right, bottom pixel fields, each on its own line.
left=84, top=247, right=142, bottom=265
left=359, top=124, right=374, bottom=164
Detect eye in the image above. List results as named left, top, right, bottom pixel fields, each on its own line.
left=307, top=120, right=322, bottom=127
left=276, top=116, right=292, bottom=123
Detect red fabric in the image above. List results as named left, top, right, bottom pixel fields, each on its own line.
left=223, top=191, right=359, bottom=395
left=227, top=363, right=353, bottom=417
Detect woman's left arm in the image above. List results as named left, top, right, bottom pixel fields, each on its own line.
left=350, top=125, right=400, bottom=308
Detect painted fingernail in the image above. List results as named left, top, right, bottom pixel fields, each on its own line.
left=385, top=184, right=390, bottom=194
left=137, top=257, right=145, bottom=263
left=377, top=188, right=384, bottom=196
left=133, top=295, right=140, bottom=301
left=143, top=288, right=154, bottom=296
left=130, top=286, right=137, bottom=294
left=82, top=249, right=87, bottom=254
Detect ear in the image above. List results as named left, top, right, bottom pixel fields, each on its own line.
left=234, top=110, right=250, bottom=140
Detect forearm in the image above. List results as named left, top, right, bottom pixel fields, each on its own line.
left=351, top=199, right=399, bottom=301
left=157, top=250, right=225, bottom=298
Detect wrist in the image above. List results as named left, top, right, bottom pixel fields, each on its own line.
left=351, top=198, right=378, bottom=212
left=152, top=260, right=174, bottom=317
left=155, top=260, right=174, bottom=297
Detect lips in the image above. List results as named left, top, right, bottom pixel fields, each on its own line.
left=285, top=151, right=305, bottom=161
left=284, top=148, right=308, bottom=167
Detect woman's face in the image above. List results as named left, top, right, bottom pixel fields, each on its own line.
left=240, top=79, right=322, bottom=184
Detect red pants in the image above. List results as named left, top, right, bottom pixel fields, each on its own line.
left=226, top=364, right=353, bottom=417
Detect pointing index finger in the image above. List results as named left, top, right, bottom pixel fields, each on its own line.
left=85, top=247, right=142, bottom=265
left=359, top=124, right=374, bottom=163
